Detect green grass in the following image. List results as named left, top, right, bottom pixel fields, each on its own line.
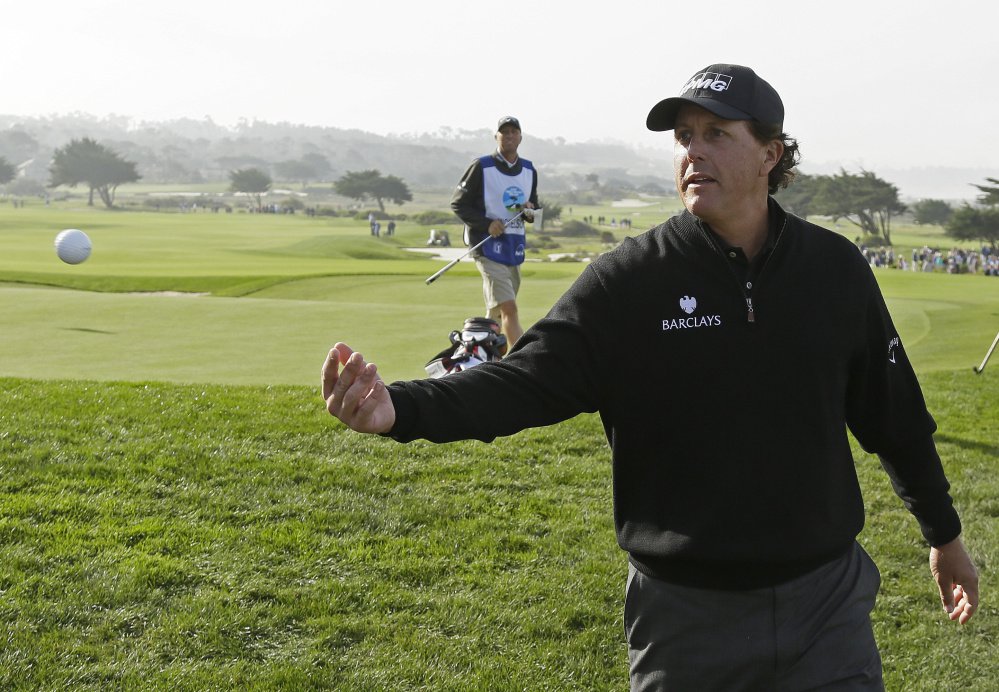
left=1, top=202, right=998, bottom=689
left=3, top=204, right=997, bottom=384
left=0, top=204, right=589, bottom=383
left=0, top=373, right=995, bottom=690
left=0, top=379, right=623, bottom=690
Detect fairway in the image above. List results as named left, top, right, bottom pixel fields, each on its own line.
left=2, top=205, right=998, bottom=384
left=0, top=205, right=586, bottom=383
left=2, top=202, right=998, bottom=690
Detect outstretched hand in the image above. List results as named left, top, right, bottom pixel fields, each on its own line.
left=321, top=343, right=396, bottom=434
left=929, top=537, right=979, bottom=625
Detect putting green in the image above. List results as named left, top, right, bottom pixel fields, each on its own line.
left=0, top=272, right=582, bottom=386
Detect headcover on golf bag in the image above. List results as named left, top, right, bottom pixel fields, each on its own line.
left=425, top=317, right=507, bottom=378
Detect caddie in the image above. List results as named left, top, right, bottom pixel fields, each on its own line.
left=451, top=116, right=539, bottom=347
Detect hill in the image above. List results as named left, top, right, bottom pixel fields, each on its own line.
left=2, top=113, right=990, bottom=201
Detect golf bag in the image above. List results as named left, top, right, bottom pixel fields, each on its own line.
left=425, top=317, right=507, bottom=378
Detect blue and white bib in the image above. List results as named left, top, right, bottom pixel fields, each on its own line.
left=480, top=156, right=535, bottom=266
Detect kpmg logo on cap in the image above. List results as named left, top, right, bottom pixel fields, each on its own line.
left=681, top=72, right=733, bottom=94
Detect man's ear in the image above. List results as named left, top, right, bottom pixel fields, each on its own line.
left=761, top=139, right=784, bottom=177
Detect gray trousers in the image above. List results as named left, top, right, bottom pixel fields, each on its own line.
left=624, top=542, right=884, bottom=691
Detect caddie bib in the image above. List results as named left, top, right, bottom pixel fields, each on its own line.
left=480, top=156, right=535, bottom=266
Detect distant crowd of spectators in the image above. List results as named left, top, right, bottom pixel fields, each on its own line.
left=858, top=242, right=999, bottom=276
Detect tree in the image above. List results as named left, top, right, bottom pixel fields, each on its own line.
left=229, top=167, right=272, bottom=210
left=6, top=177, right=46, bottom=197
left=333, top=169, right=412, bottom=212
left=274, top=159, right=318, bottom=185
left=537, top=197, right=562, bottom=224
left=910, top=199, right=953, bottom=226
left=810, top=169, right=905, bottom=244
left=945, top=205, right=999, bottom=249
left=48, top=137, right=140, bottom=208
left=301, top=152, right=332, bottom=180
left=774, top=173, right=822, bottom=219
left=0, top=156, right=15, bottom=186
left=0, top=130, right=39, bottom=164
left=971, top=177, right=999, bottom=206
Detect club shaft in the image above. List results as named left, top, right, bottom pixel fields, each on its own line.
left=425, top=236, right=489, bottom=284
left=424, top=209, right=526, bottom=285
left=974, top=329, right=999, bottom=373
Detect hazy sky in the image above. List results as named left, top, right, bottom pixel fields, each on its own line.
left=4, top=0, right=997, bottom=173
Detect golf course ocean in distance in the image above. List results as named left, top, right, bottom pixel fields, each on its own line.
left=1, top=199, right=997, bottom=689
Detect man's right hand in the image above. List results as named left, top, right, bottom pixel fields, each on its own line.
left=930, top=536, right=979, bottom=625
left=488, top=218, right=506, bottom=237
left=322, top=343, right=396, bottom=434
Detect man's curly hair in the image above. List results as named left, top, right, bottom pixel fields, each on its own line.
left=749, top=122, right=801, bottom=195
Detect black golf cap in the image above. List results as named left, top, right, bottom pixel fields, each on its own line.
left=497, top=116, right=521, bottom=131
left=646, top=64, right=783, bottom=131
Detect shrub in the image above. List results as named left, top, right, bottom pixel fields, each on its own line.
left=5, top=177, right=47, bottom=196
left=857, top=234, right=892, bottom=248
left=559, top=220, right=599, bottom=237
left=412, top=210, right=458, bottom=226
left=529, top=235, right=560, bottom=250
left=141, top=197, right=190, bottom=210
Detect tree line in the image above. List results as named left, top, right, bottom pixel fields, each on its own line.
left=775, top=170, right=999, bottom=248
left=0, top=137, right=413, bottom=212
left=1, top=136, right=997, bottom=247
left=227, top=166, right=412, bottom=212
left=0, top=113, right=665, bottom=194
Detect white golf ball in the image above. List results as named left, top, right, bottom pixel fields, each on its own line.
left=55, top=229, right=92, bottom=264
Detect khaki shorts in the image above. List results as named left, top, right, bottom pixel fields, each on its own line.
left=475, top=256, right=521, bottom=318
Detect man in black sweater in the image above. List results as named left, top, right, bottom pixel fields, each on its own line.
left=322, top=64, right=978, bottom=690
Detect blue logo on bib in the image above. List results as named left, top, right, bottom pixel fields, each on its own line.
left=502, top=186, right=526, bottom=213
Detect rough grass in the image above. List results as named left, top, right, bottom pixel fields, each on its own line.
left=0, top=379, right=622, bottom=690
left=0, top=372, right=996, bottom=690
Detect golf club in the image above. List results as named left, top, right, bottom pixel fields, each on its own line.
left=425, top=208, right=532, bottom=285
left=973, top=329, right=999, bottom=374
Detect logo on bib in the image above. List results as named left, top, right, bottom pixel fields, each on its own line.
left=502, top=186, right=526, bottom=214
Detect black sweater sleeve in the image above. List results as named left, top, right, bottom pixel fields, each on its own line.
left=450, top=159, right=490, bottom=235
left=878, top=436, right=961, bottom=546
left=386, top=264, right=615, bottom=443
left=846, top=269, right=961, bottom=545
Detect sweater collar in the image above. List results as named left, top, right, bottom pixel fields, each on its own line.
left=688, top=196, right=788, bottom=254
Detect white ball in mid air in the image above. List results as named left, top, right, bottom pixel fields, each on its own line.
left=55, top=228, right=92, bottom=264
